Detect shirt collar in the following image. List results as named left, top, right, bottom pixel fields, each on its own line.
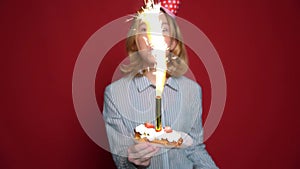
left=133, top=76, right=179, bottom=92
left=165, top=77, right=179, bottom=91
left=133, top=76, right=152, bottom=92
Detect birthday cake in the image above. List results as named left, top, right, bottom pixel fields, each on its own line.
left=134, top=123, right=183, bottom=147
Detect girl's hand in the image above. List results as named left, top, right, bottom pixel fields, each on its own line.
left=127, top=142, right=160, bottom=167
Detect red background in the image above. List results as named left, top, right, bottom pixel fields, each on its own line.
left=1, top=0, right=299, bottom=168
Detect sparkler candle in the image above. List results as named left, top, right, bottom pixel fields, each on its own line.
left=138, top=0, right=168, bottom=131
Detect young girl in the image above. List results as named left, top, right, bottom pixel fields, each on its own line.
left=103, top=3, right=218, bottom=169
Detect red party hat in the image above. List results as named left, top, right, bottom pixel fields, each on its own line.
left=159, top=0, right=181, bottom=15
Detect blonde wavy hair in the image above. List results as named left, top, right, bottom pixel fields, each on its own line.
left=121, top=8, right=188, bottom=77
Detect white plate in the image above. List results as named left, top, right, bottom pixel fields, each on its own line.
left=134, top=131, right=193, bottom=149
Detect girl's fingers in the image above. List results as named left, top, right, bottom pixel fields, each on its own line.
left=128, top=143, right=160, bottom=163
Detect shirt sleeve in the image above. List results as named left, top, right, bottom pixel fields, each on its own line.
left=103, top=86, right=138, bottom=169
left=184, top=85, right=219, bottom=169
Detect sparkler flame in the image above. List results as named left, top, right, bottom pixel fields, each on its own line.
left=138, top=0, right=168, bottom=97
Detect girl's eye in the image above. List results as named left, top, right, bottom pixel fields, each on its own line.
left=139, top=27, right=147, bottom=33
left=162, top=27, right=170, bottom=35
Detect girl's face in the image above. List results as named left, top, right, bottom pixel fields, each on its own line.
left=135, top=13, right=175, bottom=67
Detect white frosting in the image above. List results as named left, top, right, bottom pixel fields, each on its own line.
left=135, top=124, right=181, bottom=142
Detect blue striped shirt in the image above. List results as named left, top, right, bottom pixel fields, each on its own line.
left=103, top=75, right=218, bottom=169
